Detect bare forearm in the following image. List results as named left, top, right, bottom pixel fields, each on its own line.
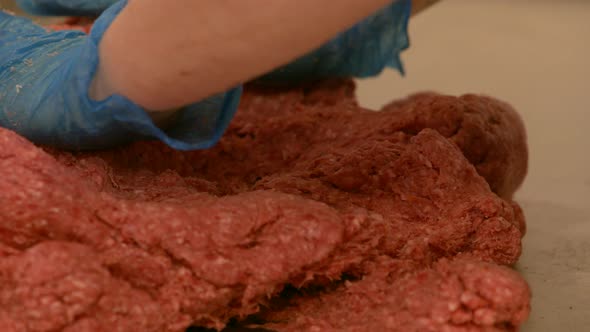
left=90, top=0, right=392, bottom=111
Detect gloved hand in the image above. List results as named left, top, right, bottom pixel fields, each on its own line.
left=258, top=0, right=411, bottom=82
left=1, top=1, right=242, bottom=150
left=18, top=0, right=412, bottom=81
left=4, top=0, right=411, bottom=151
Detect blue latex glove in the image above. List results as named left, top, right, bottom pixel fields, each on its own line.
left=18, top=0, right=412, bottom=80
left=1, top=1, right=242, bottom=150
left=259, top=0, right=412, bottom=82
left=15, top=0, right=118, bottom=16
left=5, top=0, right=411, bottom=150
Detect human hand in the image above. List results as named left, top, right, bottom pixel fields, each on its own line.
left=1, top=2, right=241, bottom=150
left=18, top=0, right=412, bottom=82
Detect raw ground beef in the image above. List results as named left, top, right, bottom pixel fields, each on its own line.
left=0, top=78, right=530, bottom=331
left=47, top=17, right=94, bottom=34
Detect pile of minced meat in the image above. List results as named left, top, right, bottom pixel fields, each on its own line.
left=0, top=76, right=531, bottom=331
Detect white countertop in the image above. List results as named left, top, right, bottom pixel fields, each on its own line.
left=356, top=1, right=590, bottom=331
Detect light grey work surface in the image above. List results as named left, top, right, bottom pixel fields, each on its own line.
left=356, top=1, right=590, bottom=331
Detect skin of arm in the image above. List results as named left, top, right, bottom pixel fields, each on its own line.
left=89, top=0, right=393, bottom=111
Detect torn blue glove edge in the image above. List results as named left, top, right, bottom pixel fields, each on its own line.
left=257, top=0, right=412, bottom=83
left=385, top=0, right=412, bottom=76
left=336, top=0, right=412, bottom=77
left=11, top=0, right=243, bottom=151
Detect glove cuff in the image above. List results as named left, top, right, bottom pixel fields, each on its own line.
left=69, top=1, right=243, bottom=150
